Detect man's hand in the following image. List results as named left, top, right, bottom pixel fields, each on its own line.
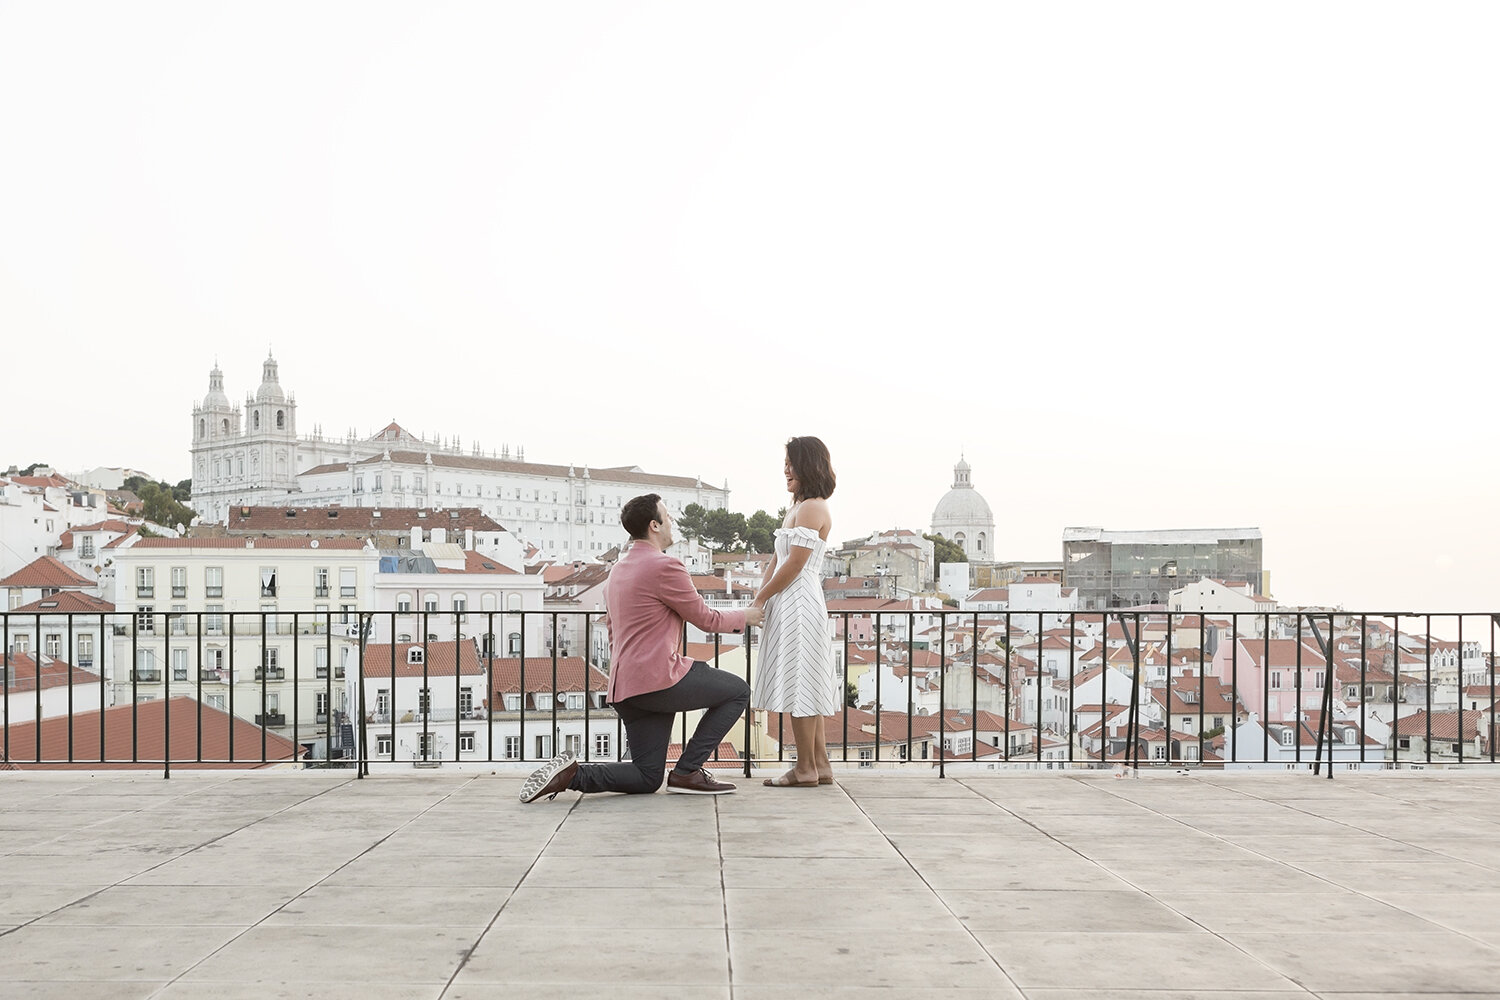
left=743, top=605, right=764, bottom=629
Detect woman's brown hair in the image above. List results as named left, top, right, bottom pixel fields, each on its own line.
left=786, top=436, right=836, bottom=501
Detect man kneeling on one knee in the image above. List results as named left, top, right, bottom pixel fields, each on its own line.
left=520, top=493, right=763, bottom=802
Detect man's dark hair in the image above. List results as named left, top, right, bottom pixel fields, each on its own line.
left=621, top=493, right=664, bottom=540
left=787, top=436, right=836, bottom=501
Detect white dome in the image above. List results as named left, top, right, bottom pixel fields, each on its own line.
left=933, top=486, right=993, bottom=524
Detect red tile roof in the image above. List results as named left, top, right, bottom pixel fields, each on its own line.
left=10, top=591, right=116, bottom=614
left=489, top=656, right=611, bottom=696
left=665, top=742, right=741, bottom=769
left=0, top=556, right=96, bottom=590
left=223, top=505, right=508, bottom=534
left=1, top=696, right=301, bottom=768
left=0, top=652, right=101, bottom=693
left=127, top=537, right=367, bottom=550
left=358, top=642, right=484, bottom=679
left=436, top=551, right=519, bottom=575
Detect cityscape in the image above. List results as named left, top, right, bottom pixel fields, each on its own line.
left=2, top=3, right=1496, bottom=996
left=2, top=353, right=1493, bottom=770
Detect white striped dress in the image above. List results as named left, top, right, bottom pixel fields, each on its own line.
left=751, top=526, right=839, bottom=717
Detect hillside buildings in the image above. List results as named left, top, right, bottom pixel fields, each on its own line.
left=1061, top=526, right=1265, bottom=611
left=188, top=356, right=729, bottom=561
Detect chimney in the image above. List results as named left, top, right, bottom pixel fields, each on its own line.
left=410, top=526, right=422, bottom=550
left=432, top=527, right=447, bottom=544
left=465, top=527, right=474, bottom=550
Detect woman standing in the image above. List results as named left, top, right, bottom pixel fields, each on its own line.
left=751, top=436, right=838, bottom=787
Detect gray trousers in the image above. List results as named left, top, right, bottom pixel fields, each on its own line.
left=571, top=662, right=750, bottom=794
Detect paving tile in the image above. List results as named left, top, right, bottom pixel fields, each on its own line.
left=730, top=927, right=1011, bottom=989
left=1295, top=860, right=1500, bottom=895
left=34, top=884, right=299, bottom=926
left=263, top=884, right=510, bottom=926
left=1024, top=991, right=1314, bottom=999
left=1227, top=931, right=1500, bottom=992
left=1155, top=890, right=1446, bottom=935
left=974, top=930, right=1298, bottom=990
left=0, top=981, right=168, bottom=999
left=447, top=986, right=728, bottom=1000
left=735, top=989, right=1021, bottom=1000
left=154, top=986, right=442, bottom=999
left=940, top=888, right=1197, bottom=932
left=1096, top=857, right=1330, bottom=893
left=457, top=927, right=729, bottom=985
left=726, top=886, right=954, bottom=928
left=0, top=923, right=243, bottom=981
left=0, top=883, right=109, bottom=924
left=321, top=853, right=535, bottom=888
left=720, top=854, right=920, bottom=888
left=492, top=885, right=725, bottom=929
left=180, top=925, right=476, bottom=984
left=522, top=852, right=722, bottom=888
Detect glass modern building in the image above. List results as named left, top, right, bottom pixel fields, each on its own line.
left=1062, top=527, right=1263, bottom=610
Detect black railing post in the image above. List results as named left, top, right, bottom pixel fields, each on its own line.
left=938, top=614, right=946, bottom=779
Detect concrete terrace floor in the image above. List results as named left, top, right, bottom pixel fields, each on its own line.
left=2, top=769, right=1500, bottom=999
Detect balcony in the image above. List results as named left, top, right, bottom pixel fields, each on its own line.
left=314, top=586, right=330, bottom=598
left=0, top=771, right=1496, bottom=994
left=255, top=668, right=286, bottom=681
left=253, top=712, right=287, bottom=727
left=129, top=669, right=161, bottom=682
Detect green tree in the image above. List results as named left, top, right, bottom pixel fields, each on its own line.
left=172, top=479, right=192, bottom=503
left=138, top=482, right=196, bottom=531
left=20, top=461, right=51, bottom=476
left=745, top=510, right=779, bottom=553
left=704, top=508, right=748, bottom=552
left=846, top=680, right=859, bottom=708
left=925, top=533, right=966, bottom=571
left=678, top=503, right=708, bottom=542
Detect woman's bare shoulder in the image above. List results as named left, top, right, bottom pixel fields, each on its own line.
left=792, top=498, right=832, bottom=535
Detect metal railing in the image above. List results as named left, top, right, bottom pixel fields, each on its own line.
left=0, top=608, right=1495, bottom=780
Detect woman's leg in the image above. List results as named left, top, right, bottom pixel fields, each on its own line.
left=766, top=715, right=822, bottom=785
left=812, top=715, right=833, bottom=781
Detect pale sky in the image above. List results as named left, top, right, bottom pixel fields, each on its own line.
left=2, top=2, right=1497, bottom=616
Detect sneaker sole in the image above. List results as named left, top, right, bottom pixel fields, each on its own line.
left=519, top=753, right=577, bottom=803
left=665, top=785, right=736, bottom=795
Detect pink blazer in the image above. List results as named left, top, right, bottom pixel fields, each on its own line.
left=604, top=542, right=747, bottom=703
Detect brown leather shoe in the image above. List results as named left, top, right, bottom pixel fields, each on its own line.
left=666, top=767, right=736, bottom=795
left=519, top=753, right=579, bottom=803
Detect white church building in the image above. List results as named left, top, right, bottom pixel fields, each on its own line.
left=930, top=457, right=995, bottom=563
left=189, top=356, right=730, bottom=561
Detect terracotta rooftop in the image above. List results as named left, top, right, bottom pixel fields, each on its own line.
left=223, top=505, right=507, bottom=534
left=0, top=556, right=96, bottom=590
left=0, top=696, right=300, bottom=768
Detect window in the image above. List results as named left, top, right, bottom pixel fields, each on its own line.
left=504, top=736, right=521, bottom=759
left=1398, top=737, right=1411, bottom=750
left=136, top=606, right=155, bottom=633
left=504, top=694, right=522, bottom=711
left=1212, top=716, right=1223, bottom=730
left=136, top=566, right=154, bottom=597
left=171, top=566, right=187, bottom=598
left=418, top=688, right=431, bottom=715
left=173, top=648, right=188, bottom=681
left=415, top=475, right=424, bottom=491
left=535, top=735, right=552, bottom=759
left=316, top=691, right=329, bottom=720
left=205, top=566, right=223, bottom=598
left=565, top=693, right=584, bottom=711
left=260, top=567, right=278, bottom=598
left=397, top=594, right=412, bottom=613
left=1270, top=672, right=1282, bottom=689
left=1281, top=730, right=1294, bottom=746
left=261, top=603, right=277, bottom=632
left=259, top=647, right=281, bottom=679
left=564, top=734, right=582, bottom=755
left=134, top=648, right=157, bottom=680
left=77, top=633, right=94, bottom=666
left=80, top=536, right=95, bottom=560
left=11, top=632, right=30, bottom=653
left=170, top=605, right=187, bottom=635
left=44, top=633, right=61, bottom=657
left=508, top=633, right=521, bottom=655
left=452, top=596, right=466, bottom=620
left=595, top=733, right=611, bottom=757
left=460, top=687, right=474, bottom=716
left=340, top=567, right=357, bottom=598
left=377, top=735, right=393, bottom=756
left=205, top=604, right=224, bottom=634
left=393, top=473, right=402, bottom=490
left=1153, top=744, right=1166, bottom=760
left=417, top=732, right=434, bottom=756
left=354, top=476, right=364, bottom=494
left=459, top=732, right=475, bottom=753
left=314, top=568, right=330, bottom=597
left=316, top=647, right=329, bottom=678
left=408, top=647, right=424, bottom=665
left=424, top=595, right=438, bottom=613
